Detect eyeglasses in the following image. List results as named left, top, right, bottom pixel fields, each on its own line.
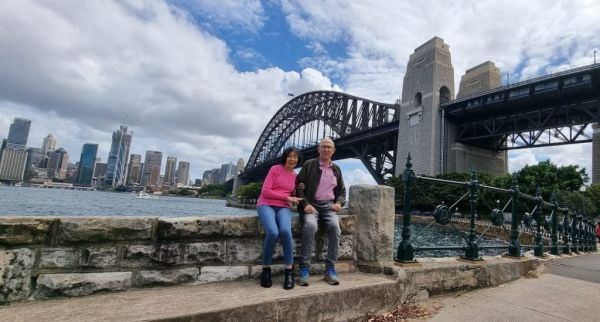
left=319, top=145, right=335, bottom=150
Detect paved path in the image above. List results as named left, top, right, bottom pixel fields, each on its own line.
left=0, top=272, right=396, bottom=322
left=428, top=253, right=600, bottom=322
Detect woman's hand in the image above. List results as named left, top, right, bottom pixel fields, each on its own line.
left=287, top=196, right=303, bottom=204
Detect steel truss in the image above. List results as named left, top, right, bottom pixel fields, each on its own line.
left=245, top=91, right=398, bottom=183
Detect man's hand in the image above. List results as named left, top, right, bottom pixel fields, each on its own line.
left=304, top=204, right=316, bottom=214
left=332, top=202, right=342, bottom=212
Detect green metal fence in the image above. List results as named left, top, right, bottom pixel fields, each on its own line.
left=395, top=155, right=598, bottom=263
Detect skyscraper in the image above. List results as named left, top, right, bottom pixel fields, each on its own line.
left=141, top=151, right=162, bottom=187
left=0, top=149, right=28, bottom=182
left=75, top=144, right=98, bottom=186
left=47, top=148, right=69, bottom=179
left=176, top=161, right=190, bottom=186
left=105, top=125, right=132, bottom=186
left=220, top=162, right=235, bottom=183
left=235, top=158, right=245, bottom=176
left=164, top=156, right=177, bottom=187
left=126, top=154, right=142, bottom=186
left=41, top=134, right=57, bottom=154
left=6, top=117, right=31, bottom=150
left=0, top=118, right=31, bottom=182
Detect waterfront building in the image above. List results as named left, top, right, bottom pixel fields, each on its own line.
left=149, top=165, right=161, bottom=188
left=41, top=134, right=58, bottom=154
left=194, top=178, right=202, bottom=186
left=220, top=162, right=235, bottom=183
left=105, top=125, right=132, bottom=186
left=47, top=148, right=69, bottom=179
left=176, top=161, right=190, bottom=186
left=164, top=156, right=177, bottom=187
left=0, top=148, right=28, bottom=182
left=24, top=147, right=46, bottom=182
left=75, top=143, right=98, bottom=186
left=126, top=154, right=142, bottom=186
left=6, top=117, right=31, bottom=150
left=141, top=151, right=162, bottom=187
left=94, top=162, right=107, bottom=184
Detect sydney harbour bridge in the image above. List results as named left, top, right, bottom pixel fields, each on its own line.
left=239, top=37, right=600, bottom=186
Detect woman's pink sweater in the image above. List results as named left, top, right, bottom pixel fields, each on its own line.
left=256, top=164, right=297, bottom=208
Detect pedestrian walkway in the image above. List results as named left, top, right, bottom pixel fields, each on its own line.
left=427, top=253, right=600, bottom=322
left=0, top=272, right=398, bottom=322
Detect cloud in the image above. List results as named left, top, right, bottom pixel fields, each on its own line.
left=0, top=0, right=340, bottom=179
left=169, top=0, right=266, bottom=33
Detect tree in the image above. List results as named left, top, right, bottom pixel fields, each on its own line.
left=236, top=182, right=262, bottom=204
left=516, top=160, right=587, bottom=200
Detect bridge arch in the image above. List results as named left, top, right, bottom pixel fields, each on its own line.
left=245, top=91, right=399, bottom=183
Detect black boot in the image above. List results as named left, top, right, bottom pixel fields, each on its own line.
left=283, top=268, right=294, bottom=290
left=260, top=267, right=272, bottom=288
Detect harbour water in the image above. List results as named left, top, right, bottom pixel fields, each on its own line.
left=0, top=186, right=256, bottom=217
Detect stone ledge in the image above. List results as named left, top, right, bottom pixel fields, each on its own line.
left=0, top=217, right=57, bottom=246
left=57, top=217, right=156, bottom=243
left=34, top=272, right=133, bottom=299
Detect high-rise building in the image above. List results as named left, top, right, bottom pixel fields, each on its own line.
left=94, top=162, right=107, bottom=181
left=41, top=134, right=58, bottom=154
left=126, top=154, right=142, bottom=186
left=176, top=161, right=190, bottom=186
left=6, top=117, right=31, bottom=150
left=164, top=156, right=177, bottom=187
left=105, top=125, right=132, bottom=186
left=47, top=148, right=69, bottom=179
left=141, top=151, right=162, bottom=187
left=149, top=165, right=161, bottom=188
left=220, top=162, right=235, bottom=183
left=75, top=144, right=98, bottom=186
left=0, top=149, right=28, bottom=182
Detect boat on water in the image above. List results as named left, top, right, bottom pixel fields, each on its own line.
left=135, top=191, right=157, bottom=199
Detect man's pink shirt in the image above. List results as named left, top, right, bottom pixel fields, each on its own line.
left=257, top=164, right=297, bottom=207
left=314, top=160, right=337, bottom=201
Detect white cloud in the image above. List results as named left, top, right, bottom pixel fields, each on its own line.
left=171, top=0, right=266, bottom=33
left=0, top=0, right=340, bottom=179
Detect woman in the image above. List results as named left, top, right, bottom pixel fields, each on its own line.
left=256, top=146, right=302, bottom=289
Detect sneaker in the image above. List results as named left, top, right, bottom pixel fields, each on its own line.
left=324, top=266, right=340, bottom=285
left=298, top=267, right=310, bottom=286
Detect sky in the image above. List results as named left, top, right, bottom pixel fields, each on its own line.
left=0, top=0, right=599, bottom=187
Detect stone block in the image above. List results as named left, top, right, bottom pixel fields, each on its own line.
left=136, top=267, right=199, bottom=286
left=183, top=242, right=225, bottom=264
left=0, top=248, right=34, bottom=303
left=0, top=217, right=57, bottom=246
left=226, top=239, right=263, bottom=263
left=221, top=216, right=259, bottom=236
left=39, top=248, right=77, bottom=269
left=121, top=243, right=181, bottom=267
left=198, top=266, right=248, bottom=284
left=350, top=185, right=395, bottom=266
left=156, top=216, right=258, bottom=240
left=79, top=246, right=118, bottom=268
left=339, top=214, right=355, bottom=235
left=156, top=218, right=220, bottom=240
left=34, top=272, right=132, bottom=298
left=57, top=217, right=155, bottom=243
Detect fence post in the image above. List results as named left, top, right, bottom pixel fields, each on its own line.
left=534, top=187, right=545, bottom=257
left=572, top=214, right=580, bottom=253
left=396, top=154, right=416, bottom=263
left=550, top=193, right=560, bottom=255
left=507, top=174, right=522, bottom=257
left=561, top=203, right=571, bottom=254
left=583, top=216, right=590, bottom=252
left=462, top=168, right=482, bottom=261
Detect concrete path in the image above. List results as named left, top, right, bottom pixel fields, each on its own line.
left=0, top=272, right=397, bottom=322
left=428, top=253, right=600, bottom=322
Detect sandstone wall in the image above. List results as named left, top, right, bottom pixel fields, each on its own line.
left=0, top=214, right=356, bottom=303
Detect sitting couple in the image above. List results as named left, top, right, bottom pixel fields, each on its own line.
left=256, top=137, right=345, bottom=290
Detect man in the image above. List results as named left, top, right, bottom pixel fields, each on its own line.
left=296, top=137, right=346, bottom=286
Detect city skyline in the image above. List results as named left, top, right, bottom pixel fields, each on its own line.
left=1, top=1, right=599, bottom=186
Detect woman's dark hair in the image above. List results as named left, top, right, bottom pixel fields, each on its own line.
left=280, top=146, right=301, bottom=166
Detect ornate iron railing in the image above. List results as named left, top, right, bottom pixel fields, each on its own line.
left=395, top=155, right=598, bottom=263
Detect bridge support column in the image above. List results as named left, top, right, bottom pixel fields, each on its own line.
left=350, top=184, right=395, bottom=272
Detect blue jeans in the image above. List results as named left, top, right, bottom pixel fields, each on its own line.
left=257, top=205, right=294, bottom=266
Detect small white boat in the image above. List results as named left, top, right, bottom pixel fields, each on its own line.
left=136, top=191, right=157, bottom=199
